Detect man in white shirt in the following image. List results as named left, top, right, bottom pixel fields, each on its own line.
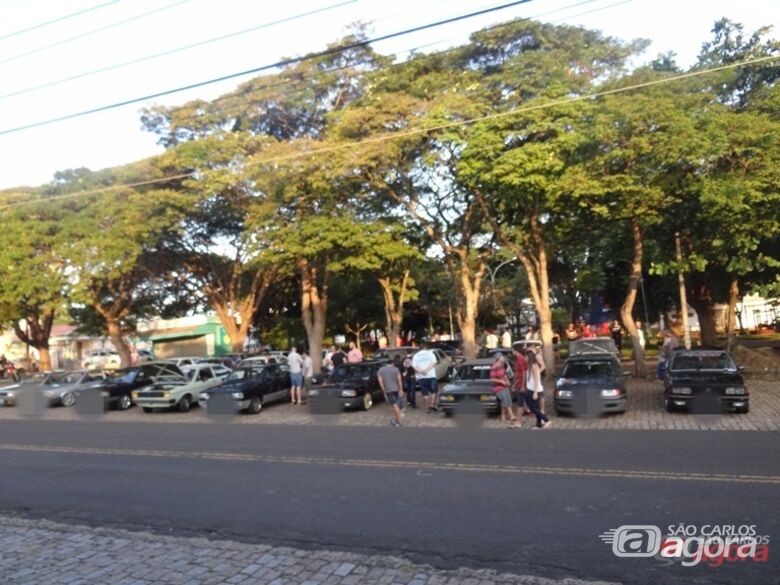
left=301, top=350, right=314, bottom=405
left=287, top=346, right=304, bottom=405
left=412, top=342, right=439, bottom=413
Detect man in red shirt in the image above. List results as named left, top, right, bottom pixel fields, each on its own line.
left=490, top=354, right=517, bottom=428
left=511, top=346, right=529, bottom=418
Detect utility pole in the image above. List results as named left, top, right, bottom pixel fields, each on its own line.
left=675, top=232, right=691, bottom=350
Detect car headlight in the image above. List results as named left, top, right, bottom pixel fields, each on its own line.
left=162, top=391, right=171, bottom=399
left=439, top=394, right=455, bottom=402
left=556, top=390, right=573, bottom=399
left=673, top=386, right=692, bottom=395
left=231, top=392, right=244, bottom=400
left=131, top=391, right=139, bottom=399
left=340, top=390, right=356, bottom=398
left=725, top=387, right=745, bottom=395
left=600, top=389, right=622, bottom=397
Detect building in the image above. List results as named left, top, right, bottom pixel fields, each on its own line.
left=137, top=315, right=233, bottom=358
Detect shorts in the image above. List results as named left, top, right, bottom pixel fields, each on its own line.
left=418, top=377, right=437, bottom=396
left=290, top=373, right=303, bottom=387
left=495, top=388, right=512, bottom=408
left=514, top=390, right=527, bottom=406
left=385, top=391, right=399, bottom=406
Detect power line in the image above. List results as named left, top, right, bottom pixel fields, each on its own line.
left=0, top=0, right=361, bottom=101
left=0, top=0, right=194, bottom=66
left=0, top=0, right=535, bottom=136
left=0, top=0, right=123, bottom=43
left=140, top=0, right=614, bottom=132
left=2, top=53, right=776, bottom=212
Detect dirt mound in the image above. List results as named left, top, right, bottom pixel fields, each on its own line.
left=732, top=344, right=780, bottom=381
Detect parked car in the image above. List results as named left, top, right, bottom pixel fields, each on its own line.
left=199, top=363, right=291, bottom=414
left=198, top=357, right=237, bottom=369
left=81, top=349, right=119, bottom=369
left=35, top=370, right=107, bottom=407
left=80, top=362, right=186, bottom=410
left=664, top=348, right=749, bottom=414
left=554, top=354, right=627, bottom=416
left=133, top=363, right=228, bottom=412
left=237, top=355, right=284, bottom=368
left=0, top=381, right=22, bottom=406
left=512, top=339, right=543, bottom=353
left=438, top=359, right=501, bottom=415
left=568, top=337, right=618, bottom=357
left=308, top=361, right=387, bottom=411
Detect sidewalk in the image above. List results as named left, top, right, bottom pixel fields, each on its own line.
left=0, top=515, right=617, bottom=585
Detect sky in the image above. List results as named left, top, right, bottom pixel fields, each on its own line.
left=0, top=0, right=777, bottom=190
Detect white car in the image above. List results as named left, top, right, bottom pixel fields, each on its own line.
left=157, top=357, right=204, bottom=368
left=132, top=364, right=227, bottom=413
left=82, top=349, right=119, bottom=369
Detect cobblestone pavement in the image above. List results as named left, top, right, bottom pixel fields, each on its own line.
left=0, top=515, right=617, bottom=585
left=0, top=378, right=776, bottom=431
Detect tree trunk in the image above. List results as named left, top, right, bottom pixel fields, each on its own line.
left=13, top=308, right=55, bottom=371
left=106, top=319, right=131, bottom=367
left=689, top=281, right=718, bottom=347
left=453, top=257, right=485, bottom=360
left=211, top=301, right=251, bottom=354
left=725, top=278, right=739, bottom=352
left=620, top=218, right=647, bottom=378
left=299, top=259, right=327, bottom=375
left=378, top=271, right=409, bottom=350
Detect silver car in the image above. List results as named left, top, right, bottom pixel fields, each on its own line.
left=38, top=370, right=107, bottom=407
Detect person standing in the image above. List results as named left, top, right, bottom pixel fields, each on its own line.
left=611, top=320, right=623, bottom=352
left=331, top=346, right=347, bottom=370
left=322, top=345, right=336, bottom=372
left=524, top=349, right=551, bottom=429
left=657, top=329, right=678, bottom=380
left=287, top=346, right=304, bottom=405
left=485, top=330, right=498, bottom=350
left=511, top=346, right=529, bottom=418
left=347, top=342, right=363, bottom=363
left=378, top=356, right=405, bottom=427
left=301, top=350, right=314, bottom=405
left=412, top=342, right=438, bottom=413
left=500, top=328, right=512, bottom=348
left=565, top=323, right=578, bottom=341
left=490, top=354, right=517, bottom=428
left=402, top=350, right=417, bottom=409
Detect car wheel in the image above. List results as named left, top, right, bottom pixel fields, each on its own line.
left=142, top=407, right=154, bottom=414
left=247, top=397, right=262, bottom=414
left=117, top=394, right=132, bottom=410
left=362, top=392, right=373, bottom=411
left=178, top=396, right=191, bottom=413
left=61, top=392, right=76, bottom=407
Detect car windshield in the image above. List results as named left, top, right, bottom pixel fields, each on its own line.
left=45, top=372, right=85, bottom=385
left=228, top=369, right=256, bottom=381
left=569, top=339, right=615, bottom=355
left=330, top=364, right=372, bottom=382
left=455, top=364, right=493, bottom=381
left=562, top=361, right=617, bottom=377
left=107, top=369, right=138, bottom=384
left=671, top=352, right=735, bottom=372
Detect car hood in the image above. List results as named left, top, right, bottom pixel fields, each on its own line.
left=557, top=376, right=623, bottom=388
left=207, top=380, right=253, bottom=394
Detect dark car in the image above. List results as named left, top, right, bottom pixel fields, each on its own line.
left=199, top=363, right=290, bottom=414
left=437, top=359, right=506, bottom=415
left=664, top=349, right=749, bottom=413
left=80, top=362, right=186, bottom=410
left=554, top=354, right=627, bottom=416
left=308, top=361, right=386, bottom=411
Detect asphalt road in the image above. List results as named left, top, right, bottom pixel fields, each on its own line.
left=0, top=420, right=778, bottom=585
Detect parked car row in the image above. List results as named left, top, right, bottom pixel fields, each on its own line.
left=0, top=345, right=750, bottom=418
